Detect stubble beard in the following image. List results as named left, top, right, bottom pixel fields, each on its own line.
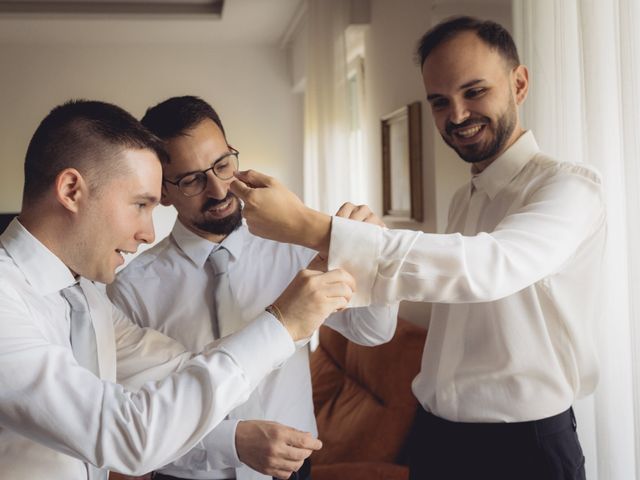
left=195, top=193, right=243, bottom=236
left=443, top=97, right=518, bottom=164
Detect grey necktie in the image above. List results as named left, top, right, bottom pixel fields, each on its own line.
left=61, top=283, right=107, bottom=480
left=61, top=283, right=100, bottom=376
left=208, top=246, right=237, bottom=339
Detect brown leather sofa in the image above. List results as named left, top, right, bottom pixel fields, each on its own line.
left=310, top=318, right=427, bottom=480
left=110, top=318, right=426, bottom=480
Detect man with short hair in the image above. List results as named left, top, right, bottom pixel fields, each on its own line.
left=107, top=95, right=398, bottom=480
left=230, top=17, right=604, bottom=480
left=0, top=99, right=353, bottom=479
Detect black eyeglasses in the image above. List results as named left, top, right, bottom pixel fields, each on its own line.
left=163, top=147, right=239, bottom=197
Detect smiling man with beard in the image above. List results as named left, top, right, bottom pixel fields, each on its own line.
left=107, top=96, right=398, bottom=480
left=227, top=16, right=606, bottom=480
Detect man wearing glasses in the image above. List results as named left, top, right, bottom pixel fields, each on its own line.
left=107, top=96, right=398, bottom=480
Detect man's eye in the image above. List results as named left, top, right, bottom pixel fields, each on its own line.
left=466, top=88, right=486, bottom=98
left=430, top=99, right=448, bottom=109
left=181, top=176, right=199, bottom=186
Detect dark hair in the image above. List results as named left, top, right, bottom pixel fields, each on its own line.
left=141, top=96, right=226, bottom=157
left=416, top=16, right=520, bottom=69
left=23, top=99, right=166, bottom=204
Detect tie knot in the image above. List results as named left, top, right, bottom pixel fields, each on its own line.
left=209, top=247, right=230, bottom=275
left=61, top=284, right=89, bottom=312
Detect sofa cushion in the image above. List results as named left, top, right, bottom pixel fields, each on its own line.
left=310, top=318, right=426, bottom=465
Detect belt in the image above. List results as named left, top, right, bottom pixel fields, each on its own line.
left=418, top=406, right=577, bottom=436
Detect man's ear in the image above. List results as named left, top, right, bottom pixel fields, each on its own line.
left=54, top=168, right=86, bottom=213
left=160, top=183, right=172, bottom=207
left=512, top=64, right=529, bottom=105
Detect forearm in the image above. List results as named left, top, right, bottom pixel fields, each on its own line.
left=298, top=208, right=331, bottom=255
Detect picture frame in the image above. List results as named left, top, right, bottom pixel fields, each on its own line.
left=381, top=101, right=423, bottom=222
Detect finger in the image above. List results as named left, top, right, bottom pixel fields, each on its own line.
left=278, top=445, right=315, bottom=462
left=348, top=205, right=372, bottom=222
left=328, top=296, right=350, bottom=312
left=234, top=169, right=274, bottom=188
left=229, top=178, right=252, bottom=200
left=318, top=282, right=354, bottom=300
left=335, top=202, right=356, bottom=218
left=365, top=213, right=386, bottom=227
left=306, top=254, right=327, bottom=271
left=272, top=470, right=295, bottom=480
left=286, top=431, right=323, bottom=451
left=320, top=269, right=356, bottom=292
left=271, top=457, right=305, bottom=474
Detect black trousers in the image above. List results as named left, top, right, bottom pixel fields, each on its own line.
left=407, top=407, right=586, bottom=480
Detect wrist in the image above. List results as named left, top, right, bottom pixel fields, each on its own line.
left=265, top=303, right=284, bottom=325
left=268, top=303, right=300, bottom=341
left=301, top=208, right=331, bottom=256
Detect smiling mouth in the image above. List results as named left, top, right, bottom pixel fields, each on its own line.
left=205, top=197, right=234, bottom=215
left=455, top=124, right=484, bottom=138
left=115, top=249, right=135, bottom=261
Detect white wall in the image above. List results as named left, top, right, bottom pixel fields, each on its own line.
left=0, top=41, right=303, bottom=252
left=358, top=0, right=511, bottom=326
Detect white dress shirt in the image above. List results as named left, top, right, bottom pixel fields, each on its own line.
left=108, top=221, right=398, bottom=480
left=0, top=219, right=296, bottom=479
left=328, top=131, right=606, bottom=423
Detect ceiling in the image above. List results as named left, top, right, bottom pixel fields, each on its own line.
left=0, top=0, right=302, bottom=45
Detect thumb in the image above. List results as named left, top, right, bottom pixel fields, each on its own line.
left=234, top=169, right=274, bottom=188
left=288, top=430, right=323, bottom=451
left=229, top=178, right=252, bottom=200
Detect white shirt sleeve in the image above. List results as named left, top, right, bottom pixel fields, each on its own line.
left=324, top=304, right=399, bottom=345
left=329, top=168, right=605, bottom=307
left=0, top=286, right=294, bottom=475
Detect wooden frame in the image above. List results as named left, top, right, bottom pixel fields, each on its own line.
left=381, top=101, right=423, bottom=222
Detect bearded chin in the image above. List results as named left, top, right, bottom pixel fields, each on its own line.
left=447, top=102, right=518, bottom=164
left=195, top=202, right=243, bottom=236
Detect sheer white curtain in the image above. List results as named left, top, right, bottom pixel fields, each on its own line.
left=303, top=0, right=352, bottom=214
left=513, top=1, right=640, bottom=478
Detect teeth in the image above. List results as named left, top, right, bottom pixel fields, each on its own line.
left=211, top=199, right=230, bottom=212
left=455, top=125, right=483, bottom=138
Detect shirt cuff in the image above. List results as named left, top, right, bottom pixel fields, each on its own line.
left=215, top=312, right=295, bottom=388
left=328, top=216, right=381, bottom=307
left=201, top=419, right=243, bottom=468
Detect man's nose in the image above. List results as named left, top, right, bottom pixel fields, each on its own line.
left=204, top=170, right=229, bottom=200
left=449, top=100, right=470, bottom=125
left=136, top=216, right=155, bottom=245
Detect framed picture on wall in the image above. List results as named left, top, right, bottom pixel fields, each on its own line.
left=381, top=101, right=423, bottom=222
left=0, top=213, right=17, bottom=234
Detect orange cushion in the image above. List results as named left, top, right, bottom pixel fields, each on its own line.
left=311, top=318, right=426, bottom=465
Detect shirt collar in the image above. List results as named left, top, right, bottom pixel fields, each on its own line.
left=0, top=218, right=77, bottom=295
left=471, top=130, right=540, bottom=199
left=171, top=218, right=246, bottom=268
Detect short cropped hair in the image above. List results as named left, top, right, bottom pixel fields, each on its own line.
left=23, top=99, right=166, bottom=204
left=416, top=16, right=520, bottom=69
left=141, top=96, right=226, bottom=158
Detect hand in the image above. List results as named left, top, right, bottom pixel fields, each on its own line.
left=236, top=420, right=322, bottom=479
left=336, top=202, right=386, bottom=227
left=230, top=170, right=331, bottom=254
left=307, top=253, right=327, bottom=272
left=274, top=268, right=355, bottom=340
